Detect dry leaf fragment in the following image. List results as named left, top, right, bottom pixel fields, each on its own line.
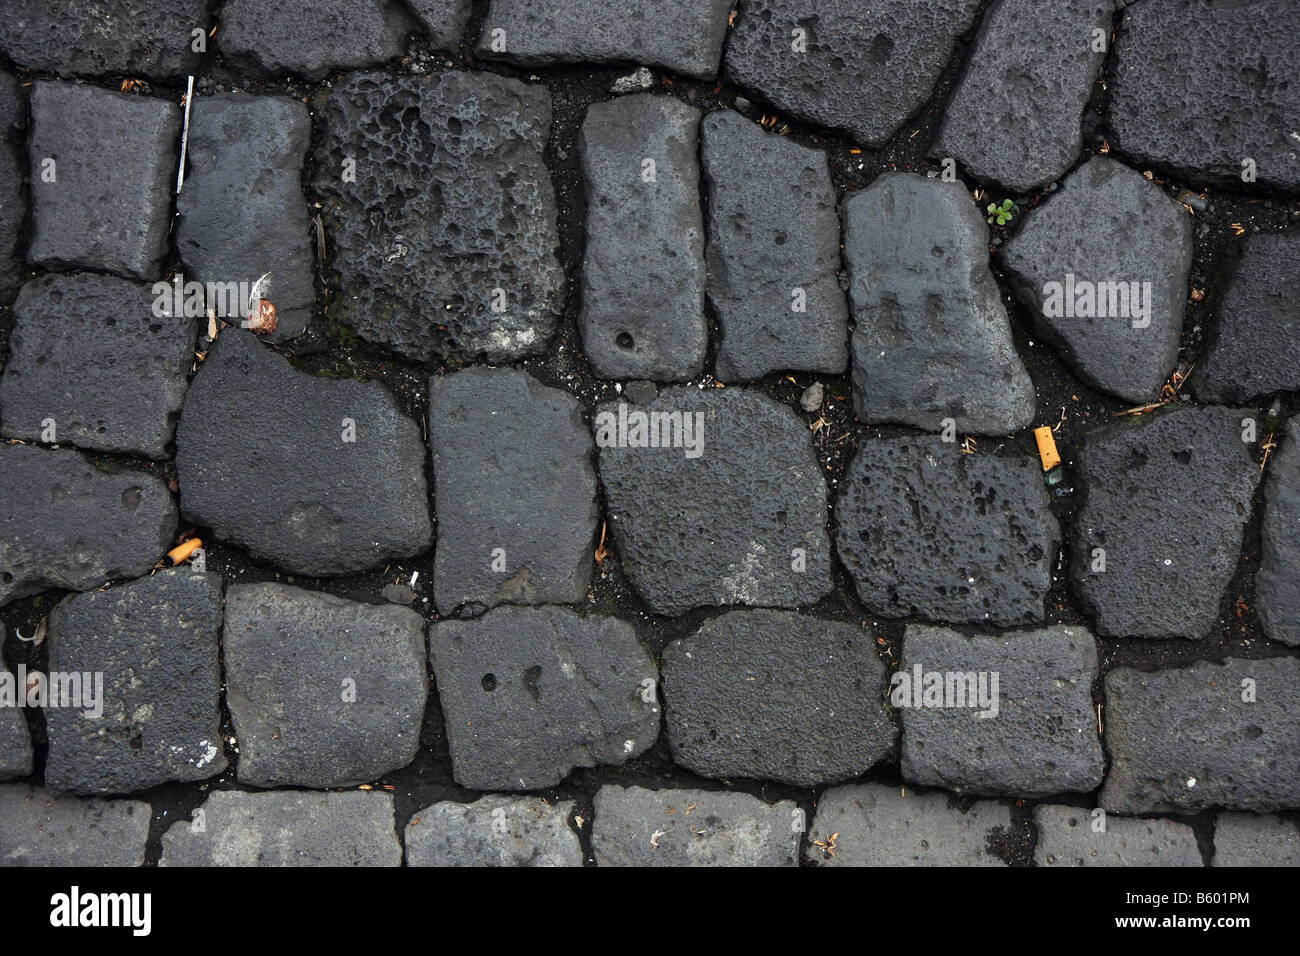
left=246, top=297, right=278, bottom=334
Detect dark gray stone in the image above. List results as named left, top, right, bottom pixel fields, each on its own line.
left=43, top=570, right=226, bottom=795
left=0, top=785, right=149, bottom=867
left=223, top=583, right=428, bottom=789
left=836, top=438, right=1059, bottom=626
left=314, top=71, right=564, bottom=362
left=1070, top=406, right=1260, bottom=639
left=405, top=796, right=582, bottom=867
left=662, top=609, right=896, bottom=786
left=0, top=661, right=33, bottom=780
left=28, top=82, right=180, bottom=281
left=406, top=0, right=473, bottom=50
left=1034, top=805, right=1202, bottom=867
left=0, top=275, right=196, bottom=458
left=1258, top=418, right=1300, bottom=647
left=429, top=606, right=660, bottom=791
left=999, top=157, right=1194, bottom=404
left=594, top=388, right=832, bottom=615
left=701, top=111, right=848, bottom=382
left=1101, top=657, right=1300, bottom=814
left=174, top=330, right=432, bottom=576
left=579, top=94, right=706, bottom=381
left=1212, top=813, right=1300, bottom=867
left=477, top=0, right=734, bottom=79
left=175, top=94, right=315, bottom=341
left=0, top=71, right=25, bottom=300
left=593, top=786, right=799, bottom=867
left=844, top=174, right=1035, bottom=434
left=0, top=445, right=177, bottom=607
left=725, top=0, right=983, bottom=148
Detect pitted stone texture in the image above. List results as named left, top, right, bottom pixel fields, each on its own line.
left=844, top=174, right=1035, bottom=435
left=1212, top=814, right=1300, bottom=867
left=593, top=786, right=799, bottom=867
left=174, top=330, right=431, bottom=576
left=314, top=71, right=563, bottom=363
left=0, top=71, right=25, bottom=300
left=899, top=625, right=1104, bottom=798
left=1034, top=805, right=1202, bottom=867
left=161, top=790, right=401, bottom=866
left=1258, top=418, right=1300, bottom=647
left=662, top=610, right=895, bottom=786
left=1197, top=234, right=1300, bottom=402
left=0, top=663, right=33, bottom=781
left=0, top=0, right=213, bottom=80
left=579, top=95, right=706, bottom=381
left=223, top=583, right=428, bottom=790
left=1070, top=406, right=1260, bottom=640
left=837, top=438, right=1058, bottom=626
left=176, top=95, right=315, bottom=341
left=0, top=275, right=196, bottom=458
left=702, top=111, right=849, bottom=382
left=999, top=158, right=1194, bottom=404
left=406, top=0, right=473, bottom=50
left=429, top=368, right=598, bottom=616
left=1108, top=0, right=1300, bottom=194
left=430, top=607, right=659, bottom=791
left=933, top=0, right=1112, bottom=192
left=0, top=445, right=176, bottom=608
left=43, top=570, right=226, bottom=796
left=806, top=784, right=1011, bottom=866
left=595, top=388, right=832, bottom=615
left=725, top=0, right=983, bottom=148
left=28, top=82, right=180, bottom=281
left=1102, top=657, right=1300, bottom=814
left=406, top=796, right=582, bottom=867
left=0, top=785, right=149, bottom=867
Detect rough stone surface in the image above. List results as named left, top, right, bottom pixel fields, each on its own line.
left=176, top=94, right=315, bottom=341
left=1034, top=805, right=1202, bottom=867
left=0, top=785, right=150, bottom=867
left=478, top=0, right=734, bottom=79
left=314, top=71, right=564, bottom=362
left=0, top=275, right=196, bottom=458
left=595, top=388, right=832, bottom=615
left=0, top=662, right=33, bottom=781
left=160, top=790, right=401, bottom=866
left=999, top=157, right=1194, bottom=404
left=1102, top=657, right=1300, bottom=814
left=429, top=368, right=598, bottom=616
left=28, top=82, right=180, bottom=281
left=1212, top=813, right=1300, bottom=867
left=43, top=571, right=226, bottom=795
left=174, top=330, right=432, bottom=576
left=579, top=94, right=706, bottom=381
left=836, top=438, right=1059, bottom=626
left=406, top=0, right=473, bottom=50
left=662, top=610, right=896, bottom=786
left=725, top=0, right=983, bottom=148
left=806, top=784, right=1011, bottom=866
left=0, top=444, right=177, bottom=608
left=844, top=174, right=1035, bottom=434
left=1258, top=418, right=1300, bottom=647
left=701, top=111, right=848, bottom=382
left=593, top=786, right=799, bottom=866
left=1070, top=406, right=1260, bottom=639
left=0, top=71, right=25, bottom=300
left=429, top=606, right=660, bottom=791
left=405, top=796, right=582, bottom=867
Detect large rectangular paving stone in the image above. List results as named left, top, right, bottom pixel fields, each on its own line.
left=0, top=661, right=33, bottom=781
left=1258, top=418, right=1300, bottom=647
left=1212, top=813, right=1300, bottom=867
left=0, top=70, right=25, bottom=300
left=405, top=796, right=582, bottom=867
left=1034, top=805, right=1202, bottom=867
left=1102, top=657, right=1300, bottom=814
left=0, top=785, right=149, bottom=867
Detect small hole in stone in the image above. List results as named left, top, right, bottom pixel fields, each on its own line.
left=615, top=332, right=634, bottom=350
left=481, top=674, right=496, bottom=691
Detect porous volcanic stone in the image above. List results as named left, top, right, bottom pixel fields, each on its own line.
left=429, top=606, right=660, bottom=791
left=405, top=796, right=582, bottom=867
left=28, top=82, right=180, bottom=281
left=173, top=330, right=431, bottom=576
left=1258, top=418, right=1300, bottom=647
left=1034, top=805, right=1202, bottom=867
left=406, top=0, right=473, bottom=50
left=429, top=368, right=598, bottom=616
left=725, top=0, right=983, bottom=148
left=662, top=609, right=896, bottom=786
left=0, top=445, right=177, bottom=607
left=844, top=173, right=1035, bottom=434
left=579, top=94, right=706, bottom=381
left=1070, top=406, right=1260, bottom=639
left=701, top=111, right=848, bottom=382
left=836, top=438, right=1058, bottom=625
left=43, top=570, right=226, bottom=795
left=999, top=157, right=1194, bottom=404
left=1101, top=656, right=1300, bottom=814
left=0, top=275, right=196, bottom=458
left=592, top=786, right=799, bottom=867
left=314, top=70, right=564, bottom=362
left=0, top=785, right=149, bottom=867
left=594, top=388, right=832, bottom=615
left=0, top=661, right=33, bottom=780
left=1212, top=813, right=1300, bottom=867
left=223, top=583, right=427, bottom=789
left=0, top=71, right=25, bottom=299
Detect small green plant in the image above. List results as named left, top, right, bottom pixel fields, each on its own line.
left=986, top=198, right=1016, bottom=226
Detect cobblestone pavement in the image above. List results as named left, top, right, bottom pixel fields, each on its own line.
left=1, top=0, right=1298, bottom=869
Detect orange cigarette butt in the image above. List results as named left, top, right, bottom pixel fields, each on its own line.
left=167, top=538, right=203, bottom=565
left=1034, top=427, right=1061, bottom=471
